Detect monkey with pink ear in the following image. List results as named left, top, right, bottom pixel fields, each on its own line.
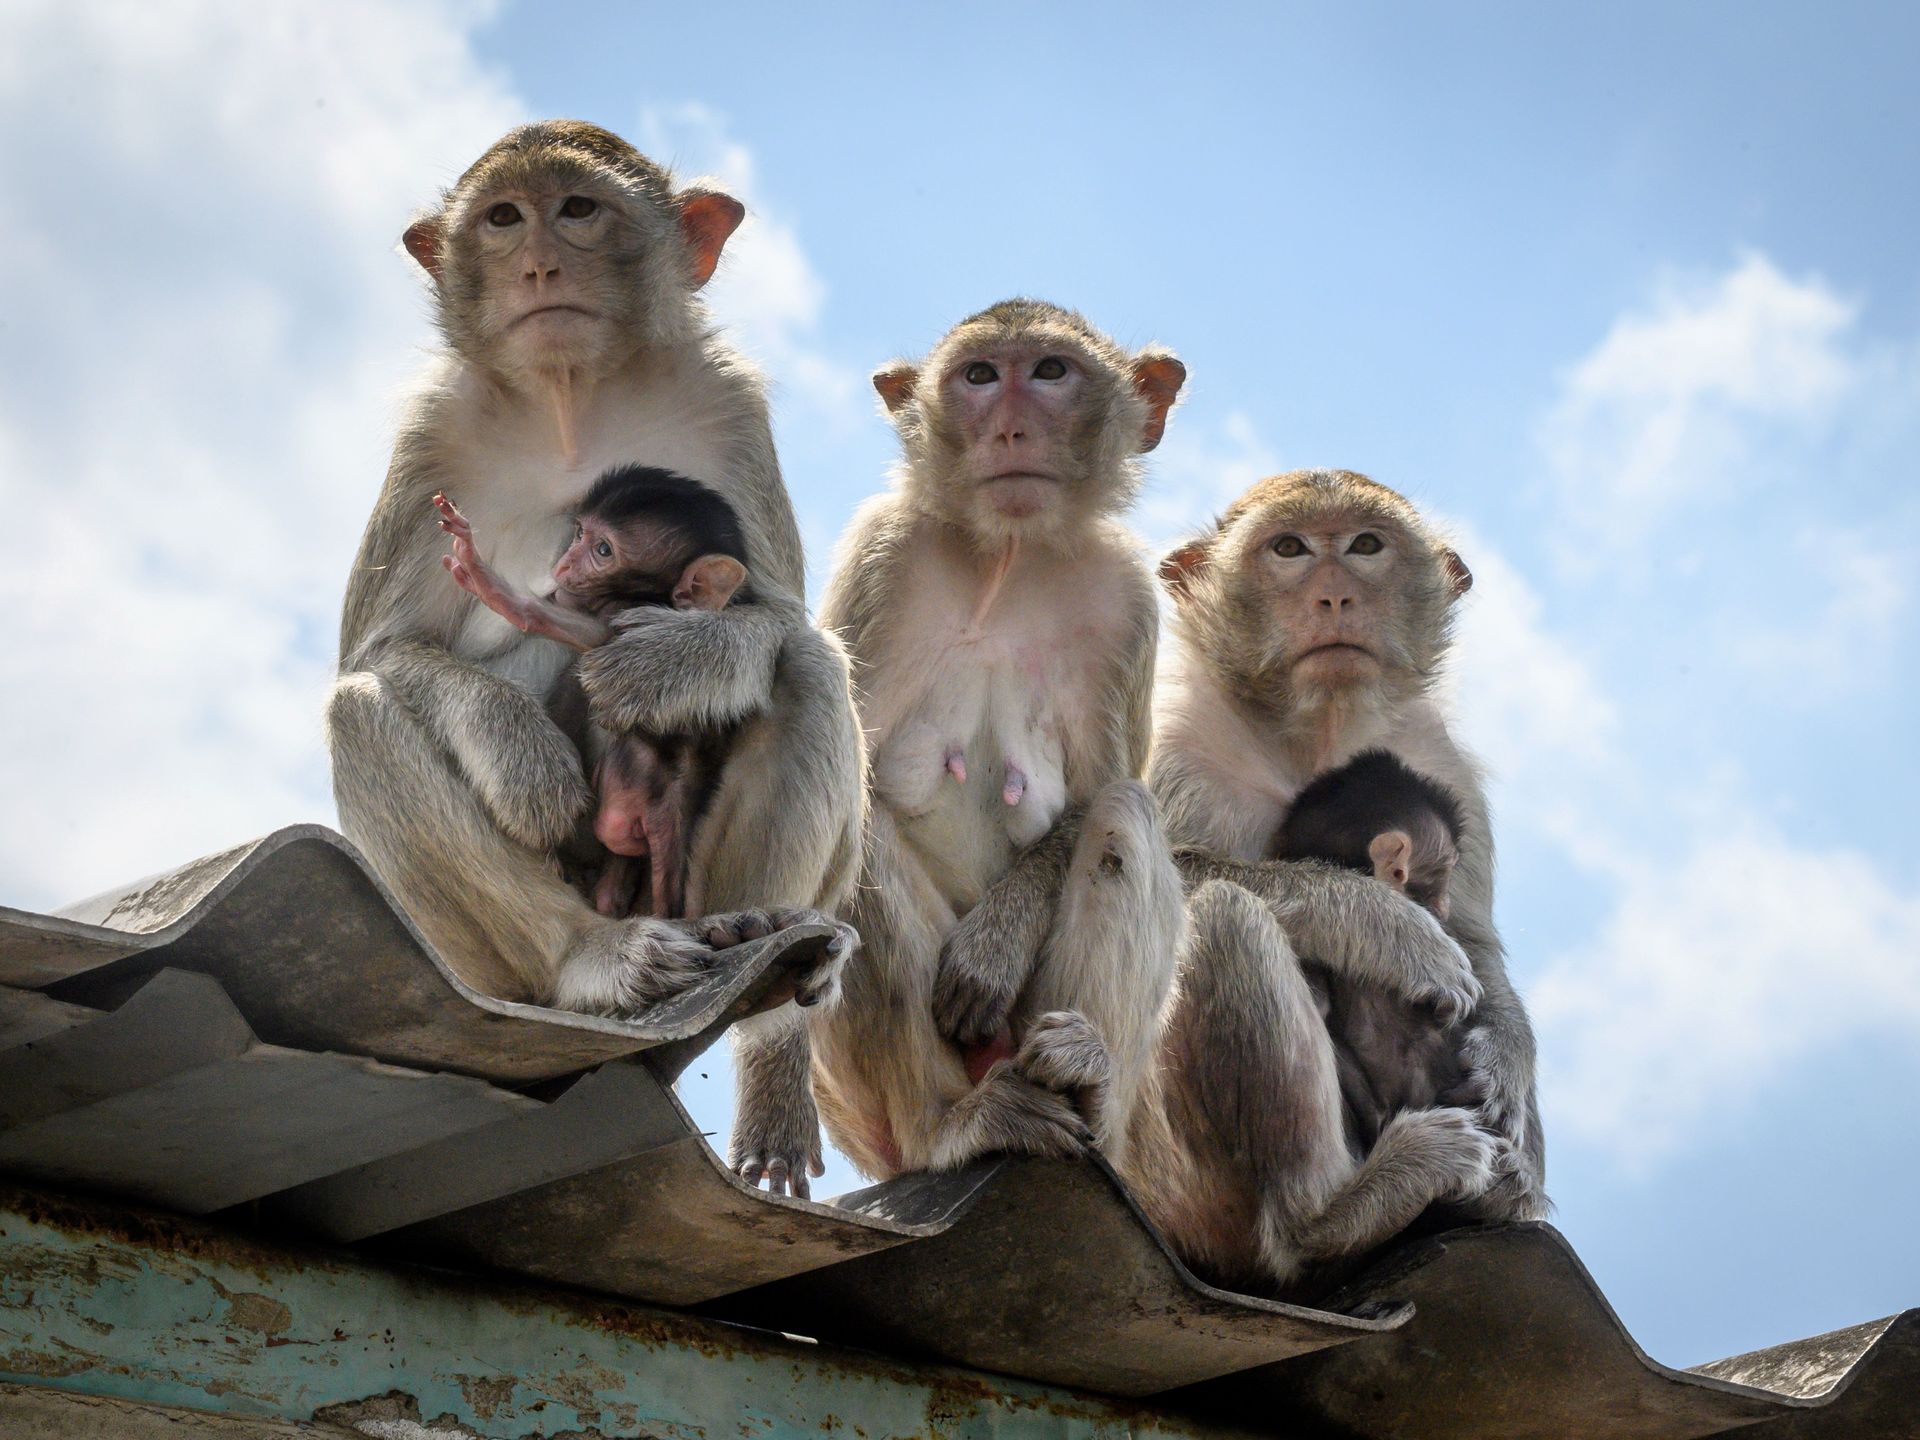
left=1131, top=467, right=1540, bottom=1291
left=801, top=298, right=1191, bottom=1183
left=328, top=121, right=863, bottom=1199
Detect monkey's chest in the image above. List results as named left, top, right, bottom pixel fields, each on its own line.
left=874, top=638, right=1090, bottom=892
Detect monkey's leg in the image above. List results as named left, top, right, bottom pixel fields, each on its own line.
left=1018, top=780, right=1184, bottom=1165
left=328, top=670, right=721, bottom=1011
left=1162, top=881, right=1499, bottom=1285
left=703, top=627, right=865, bottom=1192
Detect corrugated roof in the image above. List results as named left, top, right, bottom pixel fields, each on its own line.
left=1, top=827, right=1913, bottom=1437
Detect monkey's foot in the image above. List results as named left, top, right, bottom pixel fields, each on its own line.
left=1382, top=1106, right=1504, bottom=1205
left=694, top=908, right=852, bottom=1010
left=930, top=1071, right=1095, bottom=1170
left=1015, top=1010, right=1112, bottom=1134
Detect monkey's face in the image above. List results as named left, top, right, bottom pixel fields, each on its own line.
left=1246, top=504, right=1417, bottom=694
left=552, top=514, right=682, bottom=610
left=1367, top=816, right=1458, bottom=920
left=444, top=168, right=661, bottom=382
left=408, top=126, right=743, bottom=384
left=880, top=307, right=1184, bottom=551
left=1162, top=472, right=1461, bottom=709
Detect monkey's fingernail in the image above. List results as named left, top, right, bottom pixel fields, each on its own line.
left=827, top=934, right=849, bottom=957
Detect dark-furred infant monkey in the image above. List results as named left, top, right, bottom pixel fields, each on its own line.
left=435, top=464, right=750, bottom=921
left=1272, top=749, right=1474, bottom=1153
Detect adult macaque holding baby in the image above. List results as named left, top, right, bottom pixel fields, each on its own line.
left=1129, top=468, right=1545, bottom=1291
left=326, top=120, right=862, bottom=1141
left=434, top=465, right=752, bottom=922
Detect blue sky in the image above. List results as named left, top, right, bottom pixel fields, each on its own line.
left=2, top=0, right=1915, bottom=1370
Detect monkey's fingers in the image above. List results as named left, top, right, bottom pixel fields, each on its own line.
left=430, top=492, right=471, bottom=534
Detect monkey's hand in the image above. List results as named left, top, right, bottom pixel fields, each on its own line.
left=580, top=601, right=791, bottom=735
left=933, top=898, right=1038, bottom=1048
left=1266, top=867, right=1481, bottom=1022
left=1443, top=1029, right=1543, bottom=1205
left=730, top=1008, right=826, bottom=1200
left=695, top=907, right=856, bottom=1011
left=933, top=816, right=1077, bottom=1047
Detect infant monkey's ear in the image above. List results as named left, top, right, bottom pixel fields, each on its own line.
left=674, top=554, right=748, bottom=611
left=1367, top=829, right=1414, bottom=890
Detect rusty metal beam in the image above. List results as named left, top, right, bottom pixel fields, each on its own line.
left=0, top=1184, right=1263, bottom=1440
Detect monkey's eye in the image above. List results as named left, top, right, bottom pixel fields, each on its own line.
left=1272, top=535, right=1308, bottom=558
left=558, top=196, right=598, bottom=219
left=1348, top=532, right=1384, bottom=556
left=487, top=202, right=522, bottom=227
left=594, top=541, right=613, bottom=559
left=964, top=362, right=999, bottom=385
left=1032, top=357, right=1067, bottom=380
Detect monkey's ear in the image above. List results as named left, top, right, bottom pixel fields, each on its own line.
left=1132, top=351, right=1187, bottom=453
left=1442, top=548, right=1473, bottom=600
left=872, top=364, right=919, bottom=415
left=1157, top=540, right=1210, bottom=601
left=402, top=218, right=444, bottom=281
left=675, top=554, right=748, bottom=610
left=676, top=189, right=746, bottom=290
left=1368, top=830, right=1413, bottom=891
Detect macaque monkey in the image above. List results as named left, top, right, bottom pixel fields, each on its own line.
left=1130, top=468, right=1542, bottom=1292
left=326, top=124, right=863, bottom=1193
left=1274, top=748, right=1472, bottom=1151
left=434, top=465, right=753, bottom=922
left=771, top=299, right=1189, bottom=1183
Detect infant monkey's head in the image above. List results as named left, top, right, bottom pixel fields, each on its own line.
left=1274, top=749, right=1464, bottom=920
left=552, top=463, right=750, bottom=613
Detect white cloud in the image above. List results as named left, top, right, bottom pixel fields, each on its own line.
left=1495, top=253, right=1920, bottom=1167
left=1533, top=820, right=1920, bottom=1166
left=1540, top=253, right=1857, bottom=562
left=635, top=102, right=865, bottom=432
left=0, top=0, right=525, bottom=910
left=1137, top=408, right=1284, bottom=554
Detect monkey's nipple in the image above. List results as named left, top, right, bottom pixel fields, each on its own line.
left=943, top=745, right=968, bottom=784
left=1002, top=763, right=1027, bottom=807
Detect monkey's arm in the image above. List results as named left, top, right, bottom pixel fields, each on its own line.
left=340, top=467, right=590, bottom=854
left=931, top=811, right=1083, bottom=1047
left=1443, top=922, right=1544, bottom=1218
left=432, top=492, right=612, bottom=652
left=576, top=595, right=799, bottom=735
left=1175, top=853, right=1483, bottom=1024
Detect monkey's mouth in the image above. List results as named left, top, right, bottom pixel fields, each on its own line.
left=981, top=470, right=1061, bottom=487
left=1298, top=642, right=1374, bottom=662
left=513, top=304, right=597, bottom=327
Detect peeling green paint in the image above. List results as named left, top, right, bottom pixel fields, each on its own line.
left=0, top=1187, right=1254, bottom=1438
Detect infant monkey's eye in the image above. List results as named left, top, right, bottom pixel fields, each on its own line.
left=486, top=202, right=521, bottom=227
left=595, top=541, right=612, bottom=559
left=964, top=362, right=998, bottom=385
left=1348, top=532, right=1384, bottom=555
left=558, top=195, right=598, bottom=219
left=1033, top=357, right=1067, bottom=380
left=1272, top=534, right=1307, bottom=558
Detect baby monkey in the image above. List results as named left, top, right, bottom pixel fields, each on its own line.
left=435, top=465, right=751, bottom=921
left=1272, top=750, right=1474, bottom=1153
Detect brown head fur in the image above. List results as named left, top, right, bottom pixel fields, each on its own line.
left=874, top=299, right=1185, bottom=553
left=1160, top=469, right=1471, bottom=721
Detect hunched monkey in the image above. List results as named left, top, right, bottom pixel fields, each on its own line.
left=434, top=465, right=754, bottom=923
left=768, top=299, right=1191, bottom=1181
left=325, top=124, right=864, bottom=1152
left=1274, top=748, right=1472, bottom=1151
left=1132, top=468, right=1542, bottom=1291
